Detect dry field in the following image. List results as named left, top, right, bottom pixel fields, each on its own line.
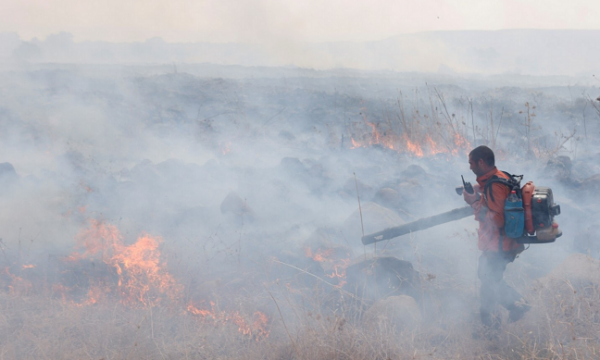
left=1, top=222, right=599, bottom=360
left=1, top=66, right=600, bottom=360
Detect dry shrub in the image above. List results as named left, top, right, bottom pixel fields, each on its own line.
left=501, top=254, right=600, bottom=359
left=0, top=293, right=274, bottom=360
left=3, top=254, right=600, bottom=360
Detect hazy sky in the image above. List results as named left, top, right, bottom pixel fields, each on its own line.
left=1, top=0, right=599, bottom=43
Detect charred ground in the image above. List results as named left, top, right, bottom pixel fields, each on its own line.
left=1, top=64, right=600, bottom=359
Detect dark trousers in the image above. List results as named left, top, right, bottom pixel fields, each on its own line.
left=477, top=250, right=522, bottom=325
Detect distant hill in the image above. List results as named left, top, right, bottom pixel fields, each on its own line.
left=1, top=30, right=599, bottom=76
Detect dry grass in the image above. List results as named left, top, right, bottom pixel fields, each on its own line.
left=1, top=224, right=598, bottom=360
left=2, top=260, right=598, bottom=360
left=0, top=292, right=278, bottom=360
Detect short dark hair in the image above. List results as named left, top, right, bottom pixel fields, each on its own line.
left=469, top=145, right=495, bottom=166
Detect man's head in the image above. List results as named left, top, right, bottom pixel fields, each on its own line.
left=468, top=146, right=495, bottom=177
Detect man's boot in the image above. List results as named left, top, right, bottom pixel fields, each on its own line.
left=473, top=309, right=501, bottom=340
left=480, top=310, right=493, bottom=328
left=508, top=300, right=531, bottom=323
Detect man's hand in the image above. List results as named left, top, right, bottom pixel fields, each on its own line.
left=463, top=184, right=481, bottom=205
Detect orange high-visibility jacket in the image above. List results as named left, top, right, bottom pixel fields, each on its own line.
left=472, top=167, right=522, bottom=252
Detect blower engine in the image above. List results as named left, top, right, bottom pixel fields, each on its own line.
left=521, top=183, right=562, bottom=243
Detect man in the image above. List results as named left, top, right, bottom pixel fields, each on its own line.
left=463, top=145, right=530, bottom=328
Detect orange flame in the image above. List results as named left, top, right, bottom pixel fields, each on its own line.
left=305, top=247, right=350, bottom=287
left=451, top=132, right=471, bottom=156
left=187, top=302, right=269, bottom=340
left=1, top=267, right=32, bottom=295
left=67, top=220, right=183, bottom=306
left=324, top=258, right=350, bottom=288
left=45, top=219, right=270, bottom=339
left=75, top=285, right=107, bottom=307
left=348, top=117, right=471, bottom=158
left=404, top=136, right=424, bottom=157
left=305, top=247, right=334, bottom=262
left=425, top=135, right=445, bottom=155
left=350, top=137, right=361, bottom=149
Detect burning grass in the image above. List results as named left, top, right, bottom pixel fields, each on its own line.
left=346, top=96, right=472, bottom=159
left=2, top=219, right=599, bottom=360
left=1, top=63, right=599, bottom=360
left=2, top=290, right=599, bottom=360
left=348, top=118, right=471, bottom=158
left=0, top=293, right=273, bottom=360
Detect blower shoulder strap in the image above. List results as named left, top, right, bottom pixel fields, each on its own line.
left=483, top=171, right=523, bottom=203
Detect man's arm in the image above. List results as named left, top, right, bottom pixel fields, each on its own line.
left=463, top=184, right=481, bottom=205
left=463, top=184, right=484, bottom=220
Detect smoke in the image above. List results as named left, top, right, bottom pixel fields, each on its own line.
left=1, top=60, right=600, bottom=357
left=3, top=30, right=600, bottom=76
left=1, top=61, right=598, bottom=263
